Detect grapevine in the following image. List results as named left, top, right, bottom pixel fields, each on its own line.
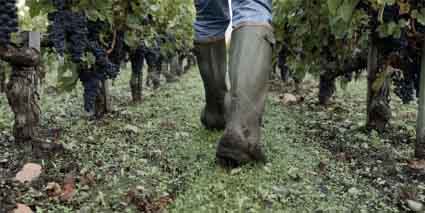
left=0, top=0, right=18, bottom=46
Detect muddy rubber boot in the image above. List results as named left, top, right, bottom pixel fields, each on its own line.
left=195, top=39, right=228, bottom=130
left=216, top=25, right=275, bottom=168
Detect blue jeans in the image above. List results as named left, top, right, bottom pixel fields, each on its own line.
left=194, top=0, right=272, bottom=42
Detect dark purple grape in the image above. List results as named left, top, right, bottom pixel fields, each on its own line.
left=0, top=0, right=18, bottom=46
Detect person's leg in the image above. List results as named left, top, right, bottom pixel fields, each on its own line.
left=194, top=0, right=230, bottom=130
left=231, top=0, right=272, bottom=28
left=194, top=0, right=230, bottom=43
left=216, top=0, right=275, bottom=167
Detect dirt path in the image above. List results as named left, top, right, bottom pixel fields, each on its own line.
left=0, top=69, right=411, bottom=212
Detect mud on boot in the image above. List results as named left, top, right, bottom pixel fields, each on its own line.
left=216, top=127, right=266, bottom=168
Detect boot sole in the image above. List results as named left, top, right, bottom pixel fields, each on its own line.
left=216, top=130, right=266, bottom=168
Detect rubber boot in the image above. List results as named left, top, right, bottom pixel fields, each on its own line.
left=216, top=25, right=275, bottom=168
left=195, top=39, right=228, bottom=130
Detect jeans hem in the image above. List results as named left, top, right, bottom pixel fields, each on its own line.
left=233, top=22, right=273, bottom=31
left=194, top=36, right=227, bottom=44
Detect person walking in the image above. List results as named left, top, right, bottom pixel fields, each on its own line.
left=194, top=0, right=275, bottom=167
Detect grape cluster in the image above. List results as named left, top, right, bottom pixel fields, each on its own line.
left=416, top=21, right=425, bottom=34
left=77, top=21, right=119, bottom=112
left=87, top=21, right=119, bottom=79
left=47, top=3, right=124, bottom=113
left=89, top=40, right=119, bottom=79
left=47, top=10, right=88, bottom=62
left=393, top=71, right=417, bottom=104
left=0, top=0, right=18, bottom=46
left=130, top=42, right=145, bottom=75
left=51, top=0, right=75, bottom=10
left=392, top=48, right=421, bottom=104
left=145, top=42, right=161, bottom=68
left=108, top=30, right=128, bottom=65
left=375, top=32, right=409, bottom=56
left=277, top=46, right=290, bottom=81
left=382, top=4, right=400, bottom=23
left=79, top=70, right=103, bottom=113
left=342, top=51, right=367, bottom=82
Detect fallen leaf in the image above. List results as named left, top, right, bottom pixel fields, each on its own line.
left=13, top=203, right=33, bottom=213
left=160, top=120, right=176, bottom=129
left=80, top=172, right=96, bottom=186
left=45, top=182, right=62, bottom=197
left=15, top=163, right=42, bottom=183
left=318, top=161, right=327, bottom=175
left=407, top=160, right=425, bottom=170
left=155, top=196, right=173, bottom=209
left=60, top=175, right=76, bottom=201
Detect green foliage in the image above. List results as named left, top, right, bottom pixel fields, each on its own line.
left=272, top=0, right=425, bottom=81
left=23, top=0, right=195, bottom=92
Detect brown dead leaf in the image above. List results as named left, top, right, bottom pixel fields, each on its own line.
left=45, top=182, right=62, bottom=197
left=154, top=196, right=173, bottom=209
left=15, top=163, right=42, bottom=183
left=399, top=186, right=417, bottom=201
left=318, top=161, right=327, bottom=175
left=407, top=160, right=425, bottom=170
left=160, top=120, right=176, bottom=130
left=408, top=160, right=425, bottom=170
left=80, top=172, right=96, bottom=186
left=60, top=175, right=76, bottom=201
left=13, top=203, right=33, bottom=213
left=126, top=189, right=174, bottom=213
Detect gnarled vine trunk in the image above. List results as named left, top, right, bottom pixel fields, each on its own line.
left=0, top=65, right=5, bottom=93
left=178, top=54, right=185, bottom=76
left=366, top=44, right=391, bottom=131
left=318, top=73, right=336, bottom=106
left=130, top=71, right=143, bottom=103
left=2, top=47, right=41, bottom=142
left=129, top=50, right=144, bottom=103
left=95, top=80, right=112, bottom=118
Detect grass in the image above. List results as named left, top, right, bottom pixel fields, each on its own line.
left=0, top=66, right=421, bottom=212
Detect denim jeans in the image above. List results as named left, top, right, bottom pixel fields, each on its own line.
left=194, top=0, right=272, bottom=42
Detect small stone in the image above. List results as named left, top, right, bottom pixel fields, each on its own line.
left=13, top=203, right=33, bottom=213
left=124, top=124, right=139, bottom=134
left=348, top=187, right=360, bottom=195
left=406, top=200, right=424, bottom=212
left=15, top=163, right=42, bottom=183
left=281, top=93, right=298, bottom=105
